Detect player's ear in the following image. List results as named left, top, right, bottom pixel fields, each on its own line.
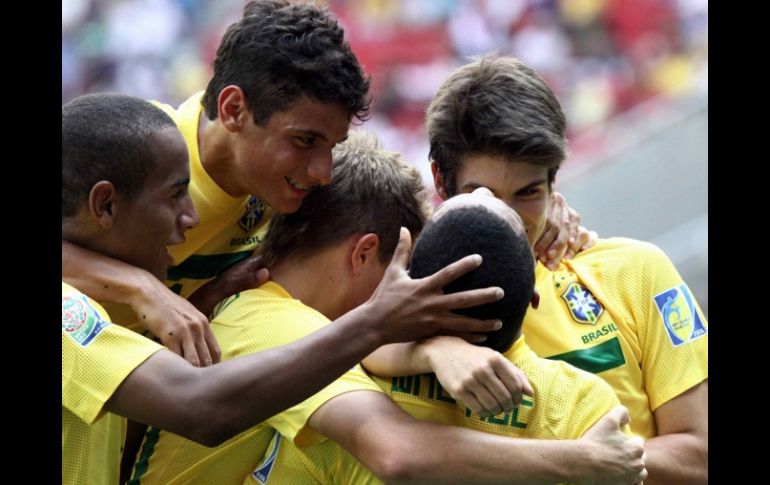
left=89, top=181, right=118, bottom=228
left=218, top=85, right=250, bottom=133
left=350, top=233, right=380, bottom=275
left=431, top=161, right=449, bottom=200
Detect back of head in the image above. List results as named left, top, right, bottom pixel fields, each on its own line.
left=62, top=93, right=176, bottom=220
left=426, top=54, right=566, bottom=194
left=409, top=205, right=535, bottom=352
left=202, top=0, right=370, bottom=125
left=261, top=131, right=429, bottom=266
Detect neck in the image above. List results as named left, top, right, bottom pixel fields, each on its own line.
left=269, top=250, right=348, bottom=320
left=197, top=114, right=243, bottom=197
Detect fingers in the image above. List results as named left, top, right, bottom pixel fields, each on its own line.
left=423, top=253, right=483, bottom=289
left=530, top=288, right=540, bottom=310
left=454, top=332, right=489, bottom=344
left=533, top=223, right=559, bottom=265
left=542, top=199, right=570, bottom=269
left=476, top=367, right=515, bottom=413
left=533, top=192, right=564, bottom=262
left=167, top=341, right=183, bottom=361
left=567, top=226, right=596, bottom=259
left=453, top=382, right=503, bottom=418
left=253, top=267, right=270, bottom=287
left=496, top=360, right=534, bottom=400
left=582, top=230, right=599, bottom=250
left=591, top=405, right=629, bottom=433
left=615, top=405, right=631, bottom=427
left=180, top=335, right=201, bottom=367
left=564, top=207, right=581, bottom=260
left=433, top=313, right=503, bottom=335
left=388, top=227, right=413, bottom=271
left=434, top=286, right=504, bottom=311
left=203, top=325, right=222, bottom=364
left=194, top=335, right=214, bottom=367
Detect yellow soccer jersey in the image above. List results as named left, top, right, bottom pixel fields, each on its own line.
left=130, top=281, right=382, bottom=485
left=255, top=337, right=621, bottom=485
left=153, top=92, right=273, bottom=299
left=105, top=92, right=273, bottom=330
left=61, top=282, right=163, bottom=485
left=523, top=238, right=708, bottom=438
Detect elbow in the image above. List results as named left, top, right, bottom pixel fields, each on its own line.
left=188, top=414, right=249, bottom=447
left=368, top=446, right=424, bottom=484
left=168, top=398, right=241, bottom=447
left=172, top=416, right=228, bottom=447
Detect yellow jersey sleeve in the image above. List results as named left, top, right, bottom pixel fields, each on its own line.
left=62, top=282, right=164, bottom=423
left=61, top=282, right=163, bottom=485
left=603, top=239, right=708, bottom=411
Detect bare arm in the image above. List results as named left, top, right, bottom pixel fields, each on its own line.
left=105, top=228, right=505, bottom=446
left=363, top=336, right=532, bottom=417
left=644, top=380, right=708, bottom=485
left=105, top=315, right=384, bottom=447
left=309, top=393, right=646, bottom=485
left=63, top=239, right=220, bottom=366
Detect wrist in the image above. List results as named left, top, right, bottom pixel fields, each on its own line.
left=339, top=302, right=387, bottom=350
left=415, top=337, right=441, bottom=371
left=128, top=269, right=166, bottom=306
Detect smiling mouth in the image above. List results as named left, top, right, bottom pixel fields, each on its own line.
left=286, top=176, right=309, bottom=191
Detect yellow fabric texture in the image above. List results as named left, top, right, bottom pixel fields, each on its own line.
left=131, top=281, right=382, bottom=485
left=258, top=337, right=620, bottom=484
left=105, top=92, right=273, bottom=329
left=61, top=282, right=163, bottom=485
left=523, top=237, right=708, bottom=438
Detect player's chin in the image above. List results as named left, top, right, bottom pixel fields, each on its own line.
left=271, top=193, right=304, bottom=214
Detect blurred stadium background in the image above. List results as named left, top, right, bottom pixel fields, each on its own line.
left=62, top=0, right=708, bottom=314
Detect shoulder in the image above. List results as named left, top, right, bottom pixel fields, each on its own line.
left=584, top=237, right=668, bottom=261
left=574, top=237, right=674, bottom=279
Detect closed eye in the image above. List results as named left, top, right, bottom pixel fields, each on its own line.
left=295, top=136, right=316, bottom=148
left=172, top=186, right=189, bottom=199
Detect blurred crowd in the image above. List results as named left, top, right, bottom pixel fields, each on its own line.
left=62, top=0, right=708, bottom=178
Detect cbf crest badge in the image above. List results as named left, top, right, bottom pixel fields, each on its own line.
left=239, top=196, right=265, bottom=232
left=561, top=282, right=604, bottom=325
left=62, top=294, right=109, bottom=347
left=654, top=284, right=707, bottom=347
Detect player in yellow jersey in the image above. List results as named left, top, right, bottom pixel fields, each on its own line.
left=61, top=94, right=510, bottom=485
left=130, top=132, right=646, bottom=485
left=404, top=54, right=706, bottom=484
left=263, top=188, right=639, bottom=485
left=61, top=0, right=592, bottom=369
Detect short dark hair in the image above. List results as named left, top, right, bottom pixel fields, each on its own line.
left=409, top=205, right=534, bottom=352
left=201, top=0, right=370, bottom=125
left=260, top=131, right=429, bottom=266
left=427, top=55, right=566, bottom=195
left=62, top=93, right=177, bottom=219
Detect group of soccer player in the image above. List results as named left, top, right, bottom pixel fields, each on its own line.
left=62, top=1, right=707, bottom=484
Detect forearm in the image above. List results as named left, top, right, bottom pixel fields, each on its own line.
left=112, top=304, right=386, bottom=445
left=362, top=342, right=429, bottom=376
left=356, top=418, right=608, bottom=485
left=62, top=239, right=156, bottom=306
left=644, top=433, right=707, bottom=485
left=314, top=394, right=595, bottom=485
left=363, top=336, right=469, bottom=377
left=379, top=425, right=587, bottom=485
